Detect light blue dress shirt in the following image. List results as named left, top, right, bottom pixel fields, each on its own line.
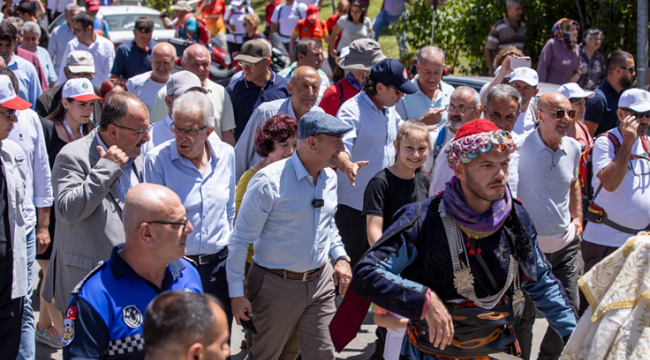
left=336, top=91, right=402, bottom=211
left=233, top=97, right=323, bottom=180
left=141, top=115, right=173, bottom=155
left=144, top=134, right=236, bottom=256
left=95, top=133, right=141, bottom=203
left=7, top=54, right=42, bottom=110
left=396, top=77, right=455, bottom=125
left=226, top=152, right=347, bottom=297
left=47, top=23, right=74, bottom=75
left=33, top=46, right=57, bottom=84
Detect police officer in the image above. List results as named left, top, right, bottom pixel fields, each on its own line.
left=62, top=184, right=203, bottom=360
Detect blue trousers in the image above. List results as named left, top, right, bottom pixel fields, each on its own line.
left=372, top=9, right=408, bottom=56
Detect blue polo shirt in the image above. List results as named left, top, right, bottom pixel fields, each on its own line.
left=584, top=79, right=621, bottom=136
left=111, top=40, right=157, bottom=80
left=226, top=69, right=290, bottom=140
left=61, top=245, right=203, bottom=360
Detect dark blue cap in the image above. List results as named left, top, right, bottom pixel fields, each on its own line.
left=370, top=59, right=418, bottom=95
left=298, top=111, right=353, bottom=139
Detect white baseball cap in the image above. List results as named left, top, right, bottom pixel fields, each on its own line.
left=557, top=83, right=594, bottom=100
left=231, top=0, right=244, bottom=6
left=0, top=75, right=31, bottom=110
left=508, top=67, right=539, bottom=87
left=619, top=89, right=650, bottom=113
left=62, top=78, right=103, bottom=101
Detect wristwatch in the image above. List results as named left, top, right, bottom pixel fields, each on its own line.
left=335, top=255, right=351, bottom=263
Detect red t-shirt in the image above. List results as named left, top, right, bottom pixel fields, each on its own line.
left=326, top=14, right=342, bottom=50
left=265, top=0, right=282, bottom=26
left=293, top=19, right=328, bottom=42
left=320, top=78, right=360, bottom=116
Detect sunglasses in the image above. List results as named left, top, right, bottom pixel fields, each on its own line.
left=541, top=109, right=576, bottom=119
left=619, top=66, right=636, bottom=73
left=622, top=108, right=650, bottom=119
left=146, top=210, right=189, bottom=232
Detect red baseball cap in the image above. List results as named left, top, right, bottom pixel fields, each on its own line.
left=85, top=0, right=100, bottom=11
left=306, top=4, right=319, bottom=20
left=0, top=75, right=31, bottom=110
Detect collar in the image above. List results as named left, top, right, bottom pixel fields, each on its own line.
left=600, top=79, right=620, bottom=96
left=531, top=128, right=566, bottom=154
left=413, top=76, right=449, bottom=102
left=359, top=91, right=384, bottom=113
left=503, top=16, right=521, bottom=29
left=244, top=69, right=276, bottom=89
left=290, top=150, right=324, bottom=183
left=281, top=97, right=297, bottom=118
left=131, top=40, right=153, bottom=53
left=109, top=244, right=186, bottom=284
left=5, top=54, right=15, bottom=67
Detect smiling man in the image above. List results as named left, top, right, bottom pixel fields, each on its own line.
left=144, top=91, right=236, bottom=336
left=61, top=183, right=202, bottom=360
left=516, top=92, right=582, bottom=360
left=234, top=65, right=323, bottom=180
left=127, top=43, right=177, bottom=116
left=111, top=17, right=157, bottom=81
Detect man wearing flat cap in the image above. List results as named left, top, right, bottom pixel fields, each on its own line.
left=320, top=38, right=386, bottom=116
left=227, top=111, right=353, bottom=359
left=335, top=58, right=418, bottom=267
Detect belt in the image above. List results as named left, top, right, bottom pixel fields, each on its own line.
left=187, top=247, right=228, bottom=265
left=256, top=263, right=324, bottom=281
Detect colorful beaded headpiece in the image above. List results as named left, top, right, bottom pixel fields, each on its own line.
left=444, top=119, right=517, bottom=168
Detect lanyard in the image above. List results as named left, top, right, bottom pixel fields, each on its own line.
left=346, top=73, right=363, bottom=91
left=63, top=119, right=84, bottom=141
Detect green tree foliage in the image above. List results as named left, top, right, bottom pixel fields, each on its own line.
left=392, top=0, right=642, bottom=76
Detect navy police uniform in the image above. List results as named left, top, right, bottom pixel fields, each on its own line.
left=62, top=245, right=203, bottom=360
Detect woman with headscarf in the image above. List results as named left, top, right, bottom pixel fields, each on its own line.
left=536, top=18, right=581, bottom=85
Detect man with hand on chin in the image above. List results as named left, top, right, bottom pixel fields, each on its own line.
left=227, top=111, right=353, bottom=360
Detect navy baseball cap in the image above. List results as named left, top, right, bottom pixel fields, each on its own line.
left=298, top=112, right=353, bottom=139
left=370, top=59, right=418, bottom=95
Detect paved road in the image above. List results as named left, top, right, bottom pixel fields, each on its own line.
left=33, top=260, right=548, bottom=360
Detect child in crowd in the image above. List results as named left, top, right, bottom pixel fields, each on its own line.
left=373, top=304, right=409, bottom=360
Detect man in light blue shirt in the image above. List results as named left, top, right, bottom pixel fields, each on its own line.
left=397, top=45, right=455, bottom=126
left=47, top=4, right=79, bottom=74
left=227, top=111, right=352, bottom=360
left=144, top=91, right=236, bottom=329
left=335, top=58, right=417, bottom=266
left=234, top=66, right=324, bottom=180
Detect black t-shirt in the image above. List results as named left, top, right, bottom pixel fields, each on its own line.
left=362, top=168, right=430, bottom=232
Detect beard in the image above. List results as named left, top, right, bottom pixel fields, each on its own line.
left=448, top=114, right=463, bottom=131
left=465, top=167, right=506, bottom=203
left=620, top=75, right=634, bottom=90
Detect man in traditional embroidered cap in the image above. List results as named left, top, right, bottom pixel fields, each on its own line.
left=351, top=119, right=578, bottom=360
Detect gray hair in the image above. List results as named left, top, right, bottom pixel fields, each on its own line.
left=294, top=38, right=321, bottom=58
left=417, top=45, right=445, bottom=65
left=172, top=92, right=214, bottom=127
left=486, top=84, right=522, bottom=113
left=506, top=0, right=522, bottom=7
left=23, top=21, right=40, bottom=37
left=583, top=28, right=603, bottom=42
left=6, top=17, right=23, bottom=37
left=453, top=86, right=480, bottom=108
left=65, top=3, right=80, bottom=16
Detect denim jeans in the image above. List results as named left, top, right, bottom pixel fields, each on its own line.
left=371, top=9, right=408, bottom=56
left=17, top=228, right=35, bottom=360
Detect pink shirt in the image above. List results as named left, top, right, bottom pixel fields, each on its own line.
left=536, top=38, right=581, bottom=85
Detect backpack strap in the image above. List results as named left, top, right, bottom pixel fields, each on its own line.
left=576, top=121, right=593, bottom=149
left=432, top=126, right=447, bottom=160
left=336, top=81, right=345, bottom=110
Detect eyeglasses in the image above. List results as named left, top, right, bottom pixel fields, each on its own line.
left=622, top=108, right=650, bottom=119
left=0, top=109, right=16, bottom=118
left=541, top=109, right=576, bottom=119
left=146, top=210, right=189, bottom=232
left=170, top=122, right=208, bottom=136
left=112, top=123, right=152, bottom=139
left=240, top=60, right=263, bottom=68
left=445, top=104, right=477, bottom=114
left=619, top=66, right=636, bottom=73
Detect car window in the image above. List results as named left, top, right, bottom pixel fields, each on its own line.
left=104, top=14, right=164, bottom=31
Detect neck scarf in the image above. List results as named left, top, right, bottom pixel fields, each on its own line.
left=552, top=18, right=579, bottom=52
left=346, top=72, right=363, bottom=91
left=442, top=176, right=513, bottom=239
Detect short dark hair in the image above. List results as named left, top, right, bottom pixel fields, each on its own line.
left=71, top=12, right=94, bottom=31
left=0, top=21, right=17, bottom=43
left=294, top=38, right=320, bottom=58
left=134, top=16, right=154, bottom=33
left=362, top=74, right=379, bottom=97
left=143, top=292, right=220, bottom=356
left=16, top=2, right=35, bottom=17
left=254, top=114, right=298, bottom=157
left=606, top=49, right=634, bottom=75
left=99, top=92, right=146, bottom=130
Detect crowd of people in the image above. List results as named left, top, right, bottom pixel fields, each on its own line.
left=0, top=0, right=649, bottom=360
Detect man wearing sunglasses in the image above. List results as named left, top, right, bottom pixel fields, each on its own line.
left=144, top=91, right=236, bottom=334
left=517, top=92, right=582, bottom=360
left=46, top=92, right=151, bottom=322
left=62, top=183, right=202, bottom=360
left=580, top=88, right=650, bottom=314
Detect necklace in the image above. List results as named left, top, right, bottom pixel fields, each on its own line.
left=63, top=119, right=84, bottom=142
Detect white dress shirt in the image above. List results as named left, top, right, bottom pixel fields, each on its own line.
left=55, top=36, right=115, bottom=88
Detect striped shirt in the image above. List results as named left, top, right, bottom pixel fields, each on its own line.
left=485, top=17, right=525, bottom=51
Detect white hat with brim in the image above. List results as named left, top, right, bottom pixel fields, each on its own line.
left=557, top=83, right=594, bottom=100
left=171, top=1, right=192, bottom=12
left=508, top=67, right=538, bottom=87
left=0, top=75, right=31, bottom=110
left=338, top=39, right=386, bottom=71
left=619, top=89, right=650, bottom=113
left=63, top=78, right=103, bottom=101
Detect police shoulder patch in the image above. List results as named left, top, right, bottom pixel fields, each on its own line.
left=71, top=261, right=106, bottom=295
left=123, top=305, right=143, bottom=329
left=61, top=319, right=74, bottom=347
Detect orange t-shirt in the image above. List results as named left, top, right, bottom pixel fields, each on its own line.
left=293, top=18, right=328, bottom=43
